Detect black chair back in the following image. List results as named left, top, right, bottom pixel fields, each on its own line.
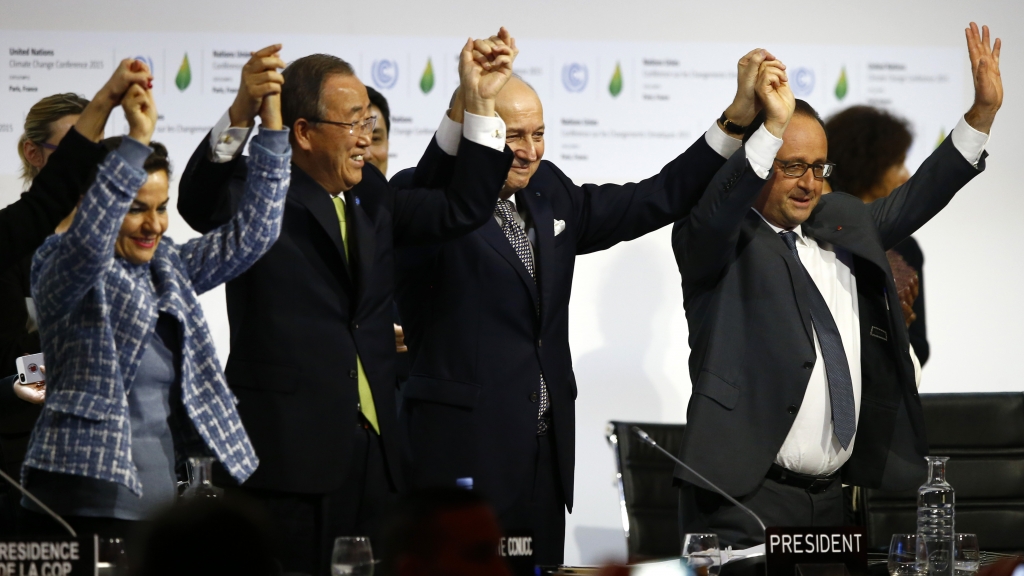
left=860, top=392, right=1024, bottom=551
left=606, top=421, right=687, bottom=562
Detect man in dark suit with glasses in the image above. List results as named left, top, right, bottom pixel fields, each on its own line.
left=175, top=39, right=515, bottom=574
left=671, top=23, right=1001, bottom=545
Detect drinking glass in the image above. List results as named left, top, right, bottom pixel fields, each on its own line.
left=95, top=537, right=128, bottom=576
left=682, top=533, right=721, bottom=576
left=954, top=534, right=980, bottom=576
left=331, top=536, right=374, bottom=576
left=889, top=534, right=919, bottom=576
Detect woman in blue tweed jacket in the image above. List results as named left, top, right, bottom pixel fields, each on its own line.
left=20, top=81, right=290, bottom=540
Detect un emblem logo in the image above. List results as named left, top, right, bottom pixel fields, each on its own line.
left=561, top=63, right=588, bottom=93
left=371, top=59, right=399, bottom=90
left=792, top=67, right=815, bottom=97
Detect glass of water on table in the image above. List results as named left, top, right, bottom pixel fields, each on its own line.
left=683, top=533, right=722, bottom=576
left=954, top=534, right=980, bottom=576
left=888, top=534, right=919, bottom=576
left=332, top=536, right=374, bottom=576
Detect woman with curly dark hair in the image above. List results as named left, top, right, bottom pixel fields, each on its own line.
left=825, top=106, right=929, bottom=365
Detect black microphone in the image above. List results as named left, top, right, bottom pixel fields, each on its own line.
left=0, top=467, right=77, bottom=537
left=631, top=426, right=766, bottom=533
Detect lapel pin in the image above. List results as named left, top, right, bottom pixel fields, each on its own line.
left=355, top=197, right=361, bottom=206
left=836, top=225, right=843, bottom=231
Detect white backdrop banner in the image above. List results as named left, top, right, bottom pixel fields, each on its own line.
left=3, top=32, right=963, bottom=180
left=1, top=30, right=967, bottom=564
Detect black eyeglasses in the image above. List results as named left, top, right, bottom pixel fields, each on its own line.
left=36, top=142, right=59, bottom=151
left=307, top=115, right=377, bottom=136
left=774, top=159, right=836, bottom=179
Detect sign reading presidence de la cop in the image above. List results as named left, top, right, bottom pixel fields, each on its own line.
left=0, top=540, right=93, bottom=576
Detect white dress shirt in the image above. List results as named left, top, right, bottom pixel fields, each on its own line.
left=741, top=115, right=989, bottom=476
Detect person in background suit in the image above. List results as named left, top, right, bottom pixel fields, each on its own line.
left=391, top=34, right=779, bottom=563
left=670, top=23, right=1000, bottom=546
left=825, top=106, right=930, bottom=364
left=363, top=86, right=411, bottom=383
left=365, top=86, right=391, bottom=176
left=175, top=36, right=515, bottom=575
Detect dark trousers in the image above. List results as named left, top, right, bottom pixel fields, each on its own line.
left=230, top=420, right=397, bottom=576
left=498, top=430, right=566, bottom=566
left=678, top=474, right=844, bottom=548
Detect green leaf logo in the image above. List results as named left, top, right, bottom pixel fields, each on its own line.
left=936, top=128, right=946, bottom=148
left=834, top=66, right=848, bottom=101
left=420, top=58, right=435, bottom=94
left=608, top=62, right=623, bottom=97
left=175, top=53, right=192, bottom=91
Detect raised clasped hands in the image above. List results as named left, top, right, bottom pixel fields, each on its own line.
left=964, top=22, right=1002, bottom=134
left=721, top=48, right=779, bottom=134
left=123, top=83, right=158, bottom=145
left=460, top=27, right=518, bottom=117
left=229, top=44, right=286, bottom=129
left=102, top=59, right=154, bottom=106
left=75, top=58, right=153, bottom=142
left=755, top=58, right=795, bottom=139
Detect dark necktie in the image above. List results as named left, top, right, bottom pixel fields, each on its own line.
left=495, top=200, right=549, bottom=434
left=779, top=230, right=857, bottom=449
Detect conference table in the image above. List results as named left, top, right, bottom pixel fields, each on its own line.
left=547, top=551, right=1024, bottom=576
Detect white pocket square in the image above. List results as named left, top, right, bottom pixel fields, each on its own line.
left=554, top=219, right=566, bottom=236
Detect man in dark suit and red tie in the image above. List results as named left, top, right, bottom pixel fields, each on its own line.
left=392, top=31, right=787, bottom=563
left=670, top=23, right=1000, bottom=546
left=175, top=36, right=515, bottom=574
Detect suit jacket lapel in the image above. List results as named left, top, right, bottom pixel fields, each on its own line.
left=804, top=202, right=890, bottom=272
left=519, top=188, right=554, bottom=325
left=346, top=190, right=377, bottom=310
left=479, top=213, right=540, bottom=306
left=290, top=167, right=352, bottom=279
left=751, top=214, right=814, bottom=345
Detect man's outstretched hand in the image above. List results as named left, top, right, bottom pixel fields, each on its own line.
left=460, top=27, right=517, bottom=117
left=756, top=59, right=795, bottom=139
left=964, top=22, right=1002, bottom=134
left=230, top=44, right=286, bottom=129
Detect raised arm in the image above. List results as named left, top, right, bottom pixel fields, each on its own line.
left=178, top=45, right=286, bottom=233
left=870, top=23, right=999, bottom=248
left=574, top=49, right=779, bottom=254
left=673, top=60, right=795, bottom=286
left=181, top=94, right=291, bottom=295
left=31, top=85, right=155, bottom=319
left=392, top=29, right=515, bottom=245
left=0, top=60, right=151, bottom=272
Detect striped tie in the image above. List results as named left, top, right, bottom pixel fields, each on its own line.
left=779, top=230, right=856, bottom=449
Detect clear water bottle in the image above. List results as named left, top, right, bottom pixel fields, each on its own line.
left=181, top=456, right=224, bottom=499
left=917, top=456, right=954, bottom=576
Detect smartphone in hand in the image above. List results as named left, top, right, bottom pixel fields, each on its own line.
left=16, top=352, right=45, bottom=385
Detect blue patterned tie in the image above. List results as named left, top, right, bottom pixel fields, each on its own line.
left=495, top=199, right=549, bottom=434
left=779, top=231, right=857, bottom=450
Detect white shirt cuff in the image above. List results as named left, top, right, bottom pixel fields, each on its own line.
left=463, top=111, right=506, bottom=152
left=704, top=121, right=743, bottom=159
left=435, top=112, right=463, bottom=156
left=207, top=110, right=253, bottom=163
left=744, top=124, right=784, bottom=179
left=951, top=114, right=989, bottom=168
